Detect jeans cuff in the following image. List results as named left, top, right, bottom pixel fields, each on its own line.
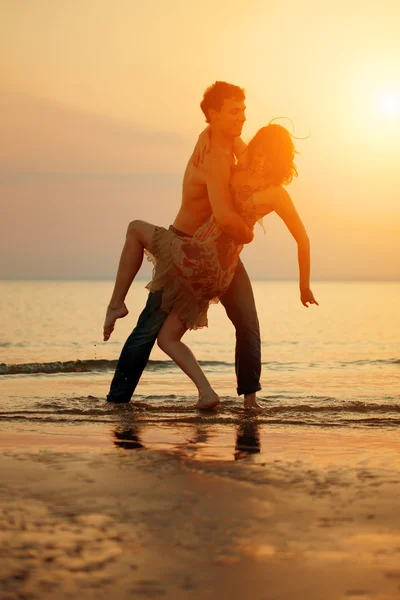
left=237, top=382, right=262, bottom=396
left=106, top=372, right=133, bottom=403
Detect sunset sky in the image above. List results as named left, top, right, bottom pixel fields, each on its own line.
left=1, top=0, right=399, bottom=280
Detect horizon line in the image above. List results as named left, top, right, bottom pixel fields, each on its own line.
left=0, top=277, right=399, bottom=283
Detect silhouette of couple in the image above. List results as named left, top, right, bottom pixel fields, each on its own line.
left=113, top=419, right=261, bottom=462
left=103, top=81, right=318, bottom=410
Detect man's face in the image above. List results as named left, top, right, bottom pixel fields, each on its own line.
left=211, top=98, right=246, bottom=137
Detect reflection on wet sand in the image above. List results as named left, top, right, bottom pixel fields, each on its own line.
left=112, top=415, right=262, bottom=461
left=113, top=424, right=145, bottom=450
left=234, top=419, right=261, bottom=460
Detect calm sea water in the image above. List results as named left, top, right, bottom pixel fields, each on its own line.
left=0, top=280, right=399, bottom=441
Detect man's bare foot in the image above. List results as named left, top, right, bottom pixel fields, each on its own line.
left=243, top=393, right=262, bottom=411
left=244, top=400, right=262, bottom=411
left=195, top=390, right=220, bottom=411
left=103, top=303, right=129, bottom=341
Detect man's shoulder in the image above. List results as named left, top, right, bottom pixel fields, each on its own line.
left=202, top=146, right=233, bottom=175
left=183, top=159, right=206, bottom=186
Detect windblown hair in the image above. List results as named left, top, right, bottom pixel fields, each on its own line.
left=246, top=124, right=298, bottom=185
left=200, top=81, right=245, bottom=123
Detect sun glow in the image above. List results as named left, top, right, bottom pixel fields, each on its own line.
left=377, top=90, right=400, bottom=118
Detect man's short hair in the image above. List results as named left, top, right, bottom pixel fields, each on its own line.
left=200, top=81, right=245, bottom=123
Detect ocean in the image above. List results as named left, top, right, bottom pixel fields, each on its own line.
left=1, top=280, right=399, bottom=461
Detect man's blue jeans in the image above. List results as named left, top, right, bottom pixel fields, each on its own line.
left=106, top=258, right=261, bottom=402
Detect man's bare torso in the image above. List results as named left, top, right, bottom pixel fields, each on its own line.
left=172, top=149, right=235, bottom=236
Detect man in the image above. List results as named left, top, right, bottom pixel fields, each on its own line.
left=106, top=81, right=262, bottom=409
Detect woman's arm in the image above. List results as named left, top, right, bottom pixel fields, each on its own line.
left=192, top=131, right=248, bottom=166
left=191, top=126, right=211, bottom=167
left=255, top=187, right=318, bottom=307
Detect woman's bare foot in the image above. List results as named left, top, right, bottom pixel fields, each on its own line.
left=195, top=390, right=220, bottom=411
left=243, top=393, right=262, bottom=411
left=103, top=303, right=129, bottom=341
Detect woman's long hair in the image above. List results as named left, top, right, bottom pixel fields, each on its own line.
left=245, top=124, right=298, bottom=186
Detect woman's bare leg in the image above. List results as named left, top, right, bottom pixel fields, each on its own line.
left=157, top=311, right=220, bottom=410
left=103, top=220, right=156, bottom=341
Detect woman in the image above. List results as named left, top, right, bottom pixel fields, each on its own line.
left=103, top=124, right=318, bottom=409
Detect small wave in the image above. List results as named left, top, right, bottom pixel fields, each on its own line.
left=338, top=358, right=400, bottom=367
left=340, top=417, right=400, bottom=426
left=2, top=413, right=399, bottom=429
left=0, top=359, right=118, bottom=375
left=145, top=359, right=235, bottom=370
left=263, top=401, right=400, bottom=414
left=2, top=398, right=399, bottom=422
left=0, top=358, right=236, bottom=375
left=1, top=356, right=399, bottom=375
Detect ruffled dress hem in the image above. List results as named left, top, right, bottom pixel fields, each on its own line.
left=145, top=226, right=216, bottom=330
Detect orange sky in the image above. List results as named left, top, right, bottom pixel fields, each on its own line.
left=1, top=0, right=399, bottom=280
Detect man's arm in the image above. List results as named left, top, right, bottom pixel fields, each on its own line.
left=203, top=151, right=253, bottom=244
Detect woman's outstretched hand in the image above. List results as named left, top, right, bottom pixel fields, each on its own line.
left=192, top=126, right=211, bottom=167
left=300, top=288, right=319, bottom=308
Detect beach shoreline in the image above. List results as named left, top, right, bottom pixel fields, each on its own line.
left=1, top=279, right=399, bottom=598
left=2, top=426, right=400, bottom=599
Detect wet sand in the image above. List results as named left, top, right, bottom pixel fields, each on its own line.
left=1, top=426, right=400, bottom=600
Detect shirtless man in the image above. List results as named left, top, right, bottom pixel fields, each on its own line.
left=105, top=81, right=262, bottom=409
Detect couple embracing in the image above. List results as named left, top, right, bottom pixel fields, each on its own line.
left=103, top=81, right=318, bottom=410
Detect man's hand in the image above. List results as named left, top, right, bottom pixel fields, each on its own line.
left=192, top=127, right=211, bottom=167
left=300, top=288, right=319, bottom=308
